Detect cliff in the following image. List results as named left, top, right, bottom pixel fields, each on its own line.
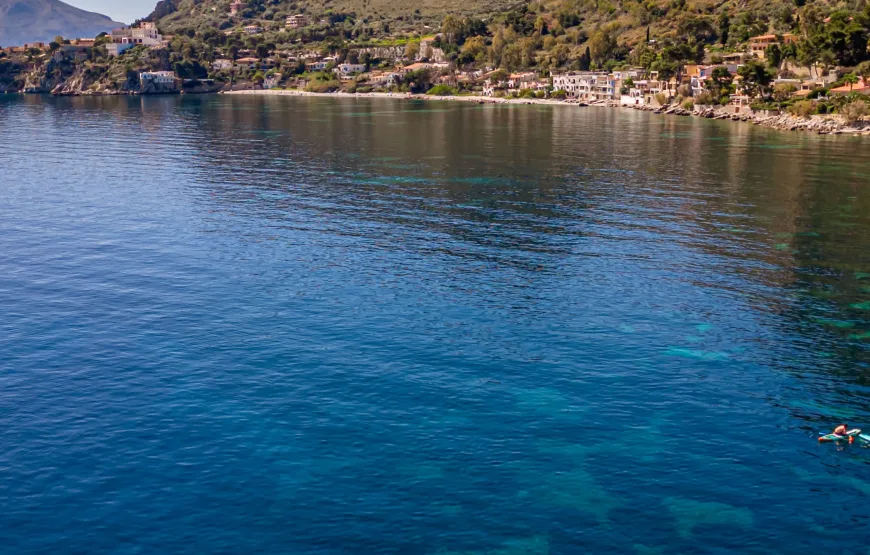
left=22, top=46, right=81, bottom=92
left=11, top=45, right=199, bottom=96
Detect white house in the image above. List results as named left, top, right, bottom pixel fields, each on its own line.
left=335, top=63, right=366, bottom=77
left=140, top=71, right=175, bottom=83
left=244, top=24, right=263, bottom=35
left=213, top=59, right=233, bottom=71
left=139, top=71, right=176, bottom=87
left=107, top=22, right=163, bottom=57
left=551, top=71, right=616, bottom=102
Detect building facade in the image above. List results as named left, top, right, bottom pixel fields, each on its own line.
left=286, top=14, right=308, bottom=29
left=107, top=23, right=163, bottom=57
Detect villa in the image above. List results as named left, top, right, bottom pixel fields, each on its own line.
left=335, top=63, right=366, bottom=78
left=750, top=34, right=798, bottom=60
left=106, top=23, right=164, bottom=57
left=551, top=71, right=616, bottom=102
left=829, top=79, right=870, bottom=95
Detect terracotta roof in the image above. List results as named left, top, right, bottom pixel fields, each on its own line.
left=402, top=63, right=430, bottom=71
left=829, top=79, right=869, bottom=94
left=750, top=33, right=796, bottom=41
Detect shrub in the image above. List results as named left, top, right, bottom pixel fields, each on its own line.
left=551, top=89, right=568, bottom=99
left=787, top=100, right=815, bottom=118
left=520, top=88, right=537, bottom=99
left=682, top=99, right=694, bottom=110
left=840, top=100, right=868, bottom=124
left=305, top=79, right=340, bottom=93
left=773, top=83, right=796, bottom=102
left=426, top=84, right=456, bottom=96
left=695, top=91, right=715, bottom=105
left=654, top=92, right=668, bottom=106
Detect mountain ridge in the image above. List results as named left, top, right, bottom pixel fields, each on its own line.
left=0, top=0, right=123, bottom=46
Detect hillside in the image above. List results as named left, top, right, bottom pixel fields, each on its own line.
left=149, top=0, right=863, bottom=54
left=0, top=0, right=123, bottom=46
left=149, top=0, right=522, bottom=35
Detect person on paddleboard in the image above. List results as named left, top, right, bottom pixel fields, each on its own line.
left=834, top=424, right=849, bottom=436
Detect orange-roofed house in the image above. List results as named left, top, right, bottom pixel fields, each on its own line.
left=829, top=79, right=870, bottom=95
left=750, top=33, right=798, bottom=60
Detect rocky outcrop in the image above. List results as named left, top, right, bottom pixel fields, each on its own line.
left=750, top=113, right=869, bottom=134
left=181, top=79, right=223, bottom=94
left=22, top=49, right=80, bottom=93
left=627, top=103, right=870, bottom=135
left=355, top=45, right=404, bottom=61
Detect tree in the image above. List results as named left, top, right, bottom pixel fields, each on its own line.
left=255, top=43, right=269, bottom=60
left=773, top=83, right=796, bottom=101
left=821, top=11, right=869, bottom=67
left=404, top=41, right=419, bottom=61
left=580, top=46, right=591, bottom=71
left=840, top=100, right=867, bottom=124
left=227, top=42, right=240, bottom=88
left=49, top=41, right=60, bottom=52
left=857, top=61, right=870, bottom=85
left=718, top=14, right=730, bottom=45
left=796, top=39, right=820, bottom=77
left=765, top=44, right=783, bottom=69
left=588, top=29, right=615, bottom=64
left=490, top=68, right=509, bottom=85
left=403, top=68, right=434, bottom=93
left=788, top=100, right=816, bottom=117
left=844, top=72, right=859, bottom=91
left=460, top=36, right=487, bottom=64
left=737, top=59, right=774, bottom=98
left=441, top=15, right=465, bottom=45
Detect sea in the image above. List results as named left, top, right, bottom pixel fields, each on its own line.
left=1, top=94, right=870, bottom=554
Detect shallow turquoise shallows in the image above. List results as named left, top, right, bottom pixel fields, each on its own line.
left=2, top=94, right=870, bottom=554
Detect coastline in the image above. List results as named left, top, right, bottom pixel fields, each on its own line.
left=224, top=88, right=870, bottom=136
left=223, top=88, right=574, bottom=106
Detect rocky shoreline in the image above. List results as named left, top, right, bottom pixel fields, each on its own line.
left=629, top=103, right=870, bottom=136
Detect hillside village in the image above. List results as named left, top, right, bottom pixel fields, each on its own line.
left=1, top=0, right=869, bottom=129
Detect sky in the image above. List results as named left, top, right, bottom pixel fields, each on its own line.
left=65, top=0, right=156, bottom=24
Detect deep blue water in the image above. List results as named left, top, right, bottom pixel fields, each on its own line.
left=2, top=94, right=870, bottom=554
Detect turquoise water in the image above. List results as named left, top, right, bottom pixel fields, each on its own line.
left=1, top=94, right=870, bottom=553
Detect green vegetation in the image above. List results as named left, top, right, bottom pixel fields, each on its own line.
left=147, top=0, right=870, bottom=78
left=427, top=84, right=456, bottom=95
left=840, top=100, right=868, bottom=124
left=305, top=78, right=341, bottom=92
left=788, top=100, right=816, bottom=118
